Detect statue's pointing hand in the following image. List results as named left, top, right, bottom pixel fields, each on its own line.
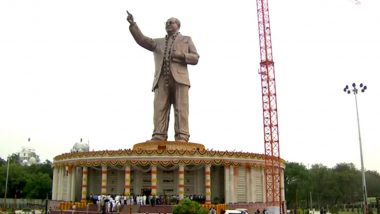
left=126, top=11, right=134, bottom=24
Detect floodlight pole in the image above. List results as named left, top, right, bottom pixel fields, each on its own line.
left=344, top=83, right=368, bottom=214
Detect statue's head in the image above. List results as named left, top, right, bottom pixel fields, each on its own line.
left=165, top=17, right=181, bottom=35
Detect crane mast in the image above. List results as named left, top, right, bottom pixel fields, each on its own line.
left=256, top=0, right=282, bottom=211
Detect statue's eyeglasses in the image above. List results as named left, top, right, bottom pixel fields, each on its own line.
left=165, top=21, right=177, bottom=25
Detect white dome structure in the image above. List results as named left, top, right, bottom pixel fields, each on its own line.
left=71, top=138, right=90, bottom=153
left=18, top=146, right=40, bottom=166
left=29, top=156, right=37, bottom=165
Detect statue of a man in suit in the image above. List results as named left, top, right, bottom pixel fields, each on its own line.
left=127, top=11, right=199, bottom=142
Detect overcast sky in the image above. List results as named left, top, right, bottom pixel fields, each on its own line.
left=1, top=0, right=379, bottom=173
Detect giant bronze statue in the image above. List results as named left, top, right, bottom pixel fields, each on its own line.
left=127, top=11, right=199, bottom=142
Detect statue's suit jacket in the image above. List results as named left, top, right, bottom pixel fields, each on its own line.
left=129, top=23, right=199, bottom=91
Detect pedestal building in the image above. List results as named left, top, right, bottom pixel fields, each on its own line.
left=52, top=141, right=285, bottom=205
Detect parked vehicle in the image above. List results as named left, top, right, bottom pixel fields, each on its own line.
left=225, top=209, right=249, bottom=214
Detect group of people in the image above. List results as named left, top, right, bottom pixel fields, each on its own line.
left=89, top=195, right=124, bottom=213
left=88, top=193, right=208, bottom=209
left=255, top=209, right=267, bottom=214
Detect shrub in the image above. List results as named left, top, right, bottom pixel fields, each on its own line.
left=173, top=199, right=208, bottom=214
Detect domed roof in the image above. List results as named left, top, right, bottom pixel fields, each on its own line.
left=71, top=138, right=89, bottom=152
left=18, top=146, right=40, bottom=165
left=29, top=157, right=37, bottom=164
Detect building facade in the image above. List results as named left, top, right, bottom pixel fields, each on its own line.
left=52, top=141, right=285, bottom=204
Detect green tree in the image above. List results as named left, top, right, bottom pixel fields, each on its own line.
left=0, top=157, right=6, bottom=165
left=8, top=153, right=21, bottom=164
left=0, top=154, right=52, bottom=199
left=173, top=199, right=208, bottom=214
left=24, top=172, right=52, bottom=199
left=285, top=162, right=311, bottom=209
left=6, top=163, right=28, bottom=198
left=26, top=160, right=53, bottom=179
left=0, top=164, right=7, bottom=195
left=284, top=162, right=380, bottom=211
left=309, top=164, right=336, bottom=208
left=332, top=163, right=361, bottom=204
left=366, top=170, right=380, bottom=197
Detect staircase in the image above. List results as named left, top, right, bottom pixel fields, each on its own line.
left=119, top=205, right=173, bottom=214
left=120, top=204, right=139, bottom=214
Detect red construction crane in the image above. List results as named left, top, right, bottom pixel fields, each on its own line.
left=255, top=0, right=283, bottom=212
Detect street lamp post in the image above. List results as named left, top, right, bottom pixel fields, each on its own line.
left=3, top=156, right=10, bottom=211
left=344, top=83, right=368, bottom=214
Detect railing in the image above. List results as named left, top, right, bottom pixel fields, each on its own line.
left=0, top=198, right=46, bottom=210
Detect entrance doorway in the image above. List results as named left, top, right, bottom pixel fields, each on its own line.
left=141, top=188, right=151, bottom=196
left=141, top=188, right=151, bottom=205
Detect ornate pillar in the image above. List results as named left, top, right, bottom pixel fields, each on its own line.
left=224, top=165, right=230, bottom=203
left=229, top=165, right=236, bottom=203
left=101, top=165, right=107, bottom=195
left=70, top=166, right=76, bottom=201
left=57, top=166, right=64, bottom=200
left=52, top=167, right=58, bottom=200
left=205, top=165, right=211, bottom=204
left=262, top=168, right=266, bottom=203
left=66, top=165, right=72, bottom=201
left=178, top=164, right=185, bottom=200
left=81, top=166, right=88, bottom=201
left=234, top=166, right=239, bottom=203
left=251, top=167, right=256, bottom=202
left=56, top=166, right=62, bottom=200
left=151, top=165, right=157, bottom=196
left=124, top=165, right=131, bottom=196
left=246, top=166, right=252, bottom=202
left=281, top=169, right=285, bottom=204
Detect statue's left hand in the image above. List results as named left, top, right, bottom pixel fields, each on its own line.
left=172, top=50, right=185, bottom=61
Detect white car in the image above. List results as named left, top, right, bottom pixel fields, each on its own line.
left=225, top=209, right=249, bottom=214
